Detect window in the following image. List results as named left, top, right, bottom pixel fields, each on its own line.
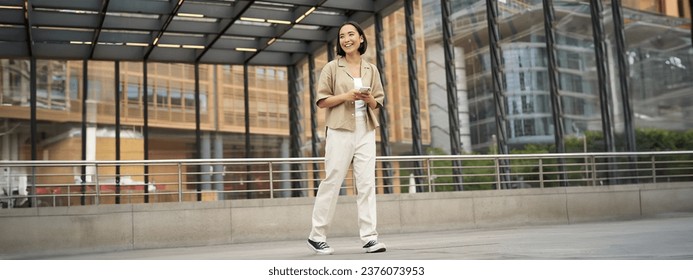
left=70, top=76, right=80, bottom=100
left=184, top=92, right=195, bottom=108
left=170, top=84, right=182, bottom=107
left=147, top=86, right=154, bottom=105
left=521, top=95, right=534, bottom=113
left=156, top=87, right=167, bottom=108
left=127, top=82, right=139, bottom=102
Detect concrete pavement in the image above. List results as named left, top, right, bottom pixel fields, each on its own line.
left=32, top=213, right=693, bottom=260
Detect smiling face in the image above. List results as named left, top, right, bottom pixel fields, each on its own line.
left=338, top=24, right=363, bottom=56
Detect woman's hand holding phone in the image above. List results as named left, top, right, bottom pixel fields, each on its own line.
left=358, top=87, right=371, bottom=100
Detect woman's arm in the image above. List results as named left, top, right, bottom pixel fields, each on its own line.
left=317, top=91, right=358, bottom=109
left=367, top=64, right=385, bottom=109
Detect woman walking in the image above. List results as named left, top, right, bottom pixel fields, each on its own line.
left=306, top=21, right=387, bottom=255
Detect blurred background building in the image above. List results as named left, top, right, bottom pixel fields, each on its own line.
left=1, top=0, right=429, bottom=199
left=423, top=0, right=692, bottom=153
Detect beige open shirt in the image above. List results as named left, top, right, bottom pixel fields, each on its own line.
left=316, top=57, right=385, bottom=132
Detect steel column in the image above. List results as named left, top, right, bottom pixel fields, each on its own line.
left=115, top=61, right=121, bottom=203
left=589, top=0, right=615, bottom=153
left=542, top=0, right=567, bottom=186
left=613, top=0, right=637, bottom=184
left=308, top=55, right=320, bottom=193
left=30, top=57, right=36, bottom=207
left=405, top=0, right=424, bottom=191
left=244, top=63, right=252, bottom=199
left=441, top=0, right=464, bottom=191
left=288, top=65, right=305, bottom=197
left=375, top=13, right=393, bottom=193
left=81, top=60, right=88, bottom=198
left=212, top=66, right=223, bottom=195
left=194, top=62, right=202, bottom=201
left=143, top=61, right=149, bottom=203
left=244, top=63, right=250, bottom=158
left=243, top=61, right=253, bottom=199
left=486, top=0, right=511, bottom=188
left=611, top=0, right=636, bottom=153
left=589, top=0, right=616, bottom=184
left=30, top=58, right=36, bottom=160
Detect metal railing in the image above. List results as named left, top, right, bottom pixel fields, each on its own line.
left=1, top=151, right=692, bottom=208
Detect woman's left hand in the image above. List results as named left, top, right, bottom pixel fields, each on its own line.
left=358, top=91, right=372, bottom=101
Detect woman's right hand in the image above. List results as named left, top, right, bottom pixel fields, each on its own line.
left=318, top=89, right=361, bottom=108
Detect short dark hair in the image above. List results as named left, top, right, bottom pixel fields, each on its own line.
left=335, top=21, right=367, bottom=57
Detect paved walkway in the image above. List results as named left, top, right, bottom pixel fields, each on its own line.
left=38, top=213, right=693, bottom=260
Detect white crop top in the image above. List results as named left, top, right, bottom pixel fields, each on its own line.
left=353, top=77, right=366, bottom=117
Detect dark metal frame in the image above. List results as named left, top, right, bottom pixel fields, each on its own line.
left=542, top=0, right=568, bottom=186
left=29, top=58, right=37, bottom=207
left=308, top=55, right=320, bottom=192
left=611, top=0, right=636, bottom=153
left=288, top=64, right=305, bottom=197
left=440, top=0, right=464, bottom=191
left=81, top=60, right=89, bottom=205
left=244, top=63, right=252, bottom=199
left=89, top=0, right=110, bottom=59
left=115, top=61, right=122, bottom=203
left=194, top=62, right=202, bottom=201
left=143, top=61, right=150, bottom=203
left=404, top=0, right=424, bottom=191
left=485, top=0, right=511, bottom=188
left=590, top=0, right=615, bottom=154
left=144, top=0, right=186, bottom=60
left=375, top=13, right=393, bottom=193
left=22, top=1, right=34, bottom=57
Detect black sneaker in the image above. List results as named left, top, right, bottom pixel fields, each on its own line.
left=307, top=239, right=334, bottom=255
left=363, top=240, right=386, bottom=253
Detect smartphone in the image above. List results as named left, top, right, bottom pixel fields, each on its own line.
left=358, top=86, right=371, bottom=93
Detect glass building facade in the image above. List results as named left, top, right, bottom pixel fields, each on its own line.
left=423, top=0, right=692, bottom=152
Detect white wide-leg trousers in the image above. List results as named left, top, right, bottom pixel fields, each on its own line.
left=309, top=115, right=378, bottom=244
